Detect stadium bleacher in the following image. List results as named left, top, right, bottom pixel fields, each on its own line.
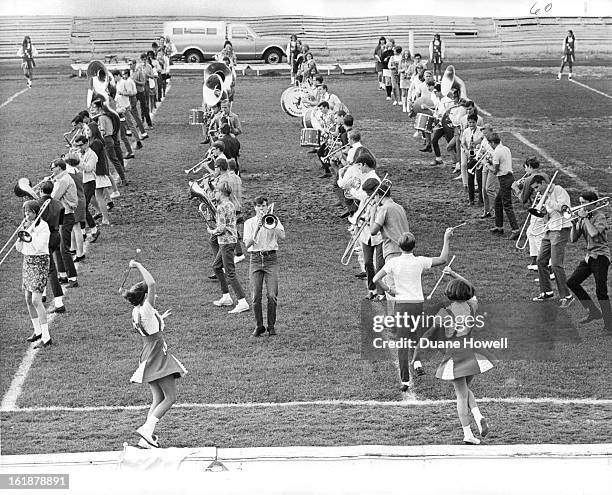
left=0, top=15, right=609, bottom=62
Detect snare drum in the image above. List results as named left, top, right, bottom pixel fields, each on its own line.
left=300, top=128, right=321, bottom=147
left=414, top=113, right=436, bottom=133
left=189, top=108, right=206, bottom=125
left=302, top=108, right=324, bottom=129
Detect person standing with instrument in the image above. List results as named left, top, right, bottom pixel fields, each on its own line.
left=461, top=114, right=484, bottom=205
left=17, top=200, right=51, bottom=347
left=513, top=157, right=549, bottom=270
left=208, top=182, right=249, bottom=314
left=567, top=191, right=611, bottom=332
left=122, top=260, right=187, bottom=449
left=50, top=159, right=79, bottom=288
left=357, top=174, right=384, bottom=300
left=373, top=228, right=454, bottom=393
left=244, top=196, right=285, bottom=337
left=368, top=181, right=410, bottom=263
left=558, top=30, right=576, bottom=80
left=17, top=36, right=37, bottom=88
left=529, top=174, right=574, bottom=306
left=38, top=181, right=67, bottom=314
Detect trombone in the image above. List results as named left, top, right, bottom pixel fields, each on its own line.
left=322, top=142, right=350, bottom=163
left=185, top=148, right=214, bottom=174
left=467, top=142, right=492, bottom=175
left=547, top=197, right=610, bottom=230
left=0, top=199, right=51, bottom=267
left=340, top=174, right=391, bottom=266
left=515, top=191, right=541, bottom=250
left=525, top=171, right=560, bottom=238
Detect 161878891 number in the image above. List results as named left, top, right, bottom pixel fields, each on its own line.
left=0, top=474, right=69, bottom=489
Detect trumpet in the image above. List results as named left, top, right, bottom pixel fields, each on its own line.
left=0, top=199, right=51, bottom=267
left=253, top=203, right=278, bottom=243
left=185, top=148, right=214, bottom=174
left=341, top=174, right=391, bottom=266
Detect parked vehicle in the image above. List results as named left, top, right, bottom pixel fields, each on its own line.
left=163, top=21, right=286, bottom=64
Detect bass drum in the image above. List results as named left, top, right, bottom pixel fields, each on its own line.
left=280, top=86, right=316, bottom=118
left=302, top=108, right=324, bottom=129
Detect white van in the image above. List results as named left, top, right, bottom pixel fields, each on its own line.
left=163, top=21, right=286, bottom=64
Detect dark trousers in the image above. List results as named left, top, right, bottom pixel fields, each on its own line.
left=250, top=251, right=279, bottom=329
left=118, top=117, right=133, bottom=155
left=467, top=167, right=483, bottom=204
left=47, top=233, right=63, bottom=298
left=431, top=127, right=452, bottom=157
left=567, top=256, right=612, bottom=329
left=537, top=229, right=570, bottom=297
left=129, top=96, right=147, bottom=134
left=55, top=213, right=77, bottom=278
left=362, top=241, right=384, bottom=294
left=234, top=214, right=244, bottom=257
left=83, top=181, right=96, bottom=229
left=212, top=240, right=246, bottom=300
left=494, top=173, right=519, bottom=230
left=317, top=144, right=330, bottom=173
left=394, top=302, right=423, bottom=384
left=104, top=136, right=126, bottom=183
left=136, top=91, right=152, bottom=126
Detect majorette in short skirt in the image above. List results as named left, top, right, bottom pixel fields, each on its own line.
left=130, top=332, right=188, bottom=384
left=22, top=254, right=49, bottom=292
left=435, top=336, right=496, bottom=381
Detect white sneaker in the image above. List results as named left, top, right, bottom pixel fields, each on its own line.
left=110, top=191, right=120, bottom=199
left=234, top=254, right=245, bottom=264
left=27, top=79, right=32, bottom=88
left=413, top=131, right=419, bottom=138
left=463, top=435, right=481, bottom=445
left=568, top=73, right=573, bottom=80
left=228, top=300, right=249, bottom=314
left=213, top=294, right=233, bottom=307
left=386, top=96, right=391, bottom=101
left=392, top=101, right=398, bottom=106
left=136, top=426, right=159, bottom=448
left=557, top=73, right=562, bottom=80
left=527, top=264, right=538, bottom=271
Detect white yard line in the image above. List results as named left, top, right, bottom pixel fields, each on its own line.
left=0, top=88, right=28, bottom=109
left=570, top=79, right=612, bottom=99
left=3, top=396, right=612, bottom=414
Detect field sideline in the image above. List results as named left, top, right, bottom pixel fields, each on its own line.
left=0, top=63, right=611, bottom=455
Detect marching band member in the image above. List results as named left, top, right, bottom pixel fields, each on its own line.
left=73, top=136, right=100, bottom=242
left=133, top=54, right=153, bottom=128
left=355, top=166, right=383, bottom=300
left=318, top=84, right=343, bottom=112
left=407, top=64, right=426, bottom=112
left=429, top=34, right=445, bottom=82
left=381, top=42, right=395, bottom=101
left=38, top=181, right=66, bottom=314
left=460, top=114, right=485, bottom=205
left=458, top=102, right=484, bottom=183
left=398, top=49, right=413, bottom=112
left=368, top=181, right=410, bottom=263
left=479, top=124, right=497, bottom=219
left=315, top=101, right=336, bottom=178
left=18, top=200, right=51, bottom=347
left=126, top=61, right=149, bottom=139
left=412, top=267, right=493, bottom=444
left=244, top=196, right=286, bottom=337
left=209, top=100, right=242, bottom=137
left=388, top=46, right=403, bottom=106
left=336, top=140, right=364, bottom=218
left=287, top=34, right=302, bottom=85
left=115, top=69, right=145, bottom=150
left=208, top=182, right=249, bottom=314
left=488, top=133, right=520, bottom=240
left=219, top=124, right=241, bottom=173
left=374, top=228, right=454, bottom=393
left=216, top=40, right=237, bottom=66
left=86, top=124, right=114, bottom=222
left=217, top=158, right=245, bottom=262
left=345, top=128, right=363, bottom=166
left=558, top=30, right=576, bottom=80
left=429, top=84, right=454, bottom=165
left=123, top=261, right=187, bottom=449
left=567, top=192, right=611, bottom=332
left=374, top=36, right=387, bottom=90
left=90, top=98, right=127, bottom=187
left=514, top=157, right=549, bottom=270
left=529, top=174, right=574, bottom=306
left=17, top=35, right=37, bottom=88
left=50, top=159, right=79, bottom=288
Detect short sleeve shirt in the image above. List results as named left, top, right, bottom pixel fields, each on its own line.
left=382, top=253, right=433, bottom=301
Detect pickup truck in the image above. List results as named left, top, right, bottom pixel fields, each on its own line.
left=163, top=21, right=287, bottom=64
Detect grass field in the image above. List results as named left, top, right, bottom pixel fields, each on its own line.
left=0, top=62, right=611, bottom=455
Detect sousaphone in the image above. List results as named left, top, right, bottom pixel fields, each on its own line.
left=441, top=65, right=468, bottom=99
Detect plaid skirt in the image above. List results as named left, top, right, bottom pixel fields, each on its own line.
left=22, top=254, right=49, bottom=293
left=130, top=332, right=187, bottom=384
